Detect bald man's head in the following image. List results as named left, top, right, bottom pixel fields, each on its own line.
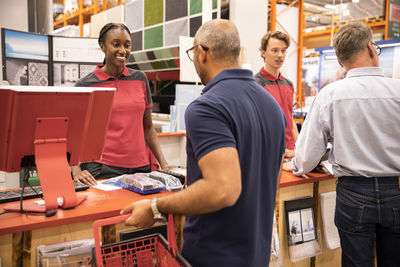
left=194, top=19, right=241, bottom=65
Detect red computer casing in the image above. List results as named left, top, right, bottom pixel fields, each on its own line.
left=0, top=86, right=115, bottom=212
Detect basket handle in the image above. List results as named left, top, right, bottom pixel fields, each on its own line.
left=92, top=214, right=131, bottom=267
left=167, top=213, right=178, bottom=256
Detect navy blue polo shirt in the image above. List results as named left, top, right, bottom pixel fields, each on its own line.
left=182, top=68, right=286, bottom=267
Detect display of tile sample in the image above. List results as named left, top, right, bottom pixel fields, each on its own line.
left=126, top=0, right=143, bottom=31
left=106, top=5, right=125, bottom=24
left=90, top=10, right=107, bottom=38
left=144, top=26, right=163, bottom=49
left=190, top=0, right=202, bottom=15
left=126, top=0, right=219, bottom=50
left=144, top=0, right=163, bottom=26
left=169, top=47, right=179, bottom=57
left=154, top=48, right=172, bottom=59
left=53, top=63, right=78, bottom=86
left=131, top=31, right=143, bottom=51
left=190, top=0, right=218, bottom=15
left=138, top=62, right=153, bottom=70
left=190, top=16, right=202, bottom=37
left=5, top=59, right=28, bottom=85
left=90, top=5, right=124, bottom=38
left=133, top=52, right=148, bottom=62
left=151, top=60, right=168, bottom=69
left=165, top=19, right=188, bottom=46
left=28, top=62, right=49, bottom=86
left=166, top=0, right=188, bottom=21
left=166, top=59, right=178, bottom=68
left=146, top=51, right=156, bottom=60
left=125, top=0, right=220, bottom=71
left=129, top=45, right=181, bottom=71
left=80, top=64, right=97, bottom=79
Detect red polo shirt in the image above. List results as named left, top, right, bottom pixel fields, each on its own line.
left=254, top=68, right=295, bottom=150
left=76, top=65, right=153, bottom=168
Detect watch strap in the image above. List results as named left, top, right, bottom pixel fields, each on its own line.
left=151, top=197, right=167, bottom=222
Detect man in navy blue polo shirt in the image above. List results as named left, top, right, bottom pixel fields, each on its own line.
left=122, top=19, right=286, bottom=266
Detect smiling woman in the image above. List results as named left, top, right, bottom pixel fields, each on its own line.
left=71, top=23, right=173, bottom=186
left=97, top=23, right=132, bottom=76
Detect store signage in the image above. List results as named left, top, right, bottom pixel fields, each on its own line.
left=388, top=0, right=400, bottom=39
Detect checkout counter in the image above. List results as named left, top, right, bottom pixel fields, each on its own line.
left=0, top=133, right=339, bottom=267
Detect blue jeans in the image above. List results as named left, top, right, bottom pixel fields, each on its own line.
left=335, top=176, right=400, bottom=267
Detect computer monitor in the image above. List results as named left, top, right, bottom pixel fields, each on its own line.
left=0, top=85, right=115, bottom=212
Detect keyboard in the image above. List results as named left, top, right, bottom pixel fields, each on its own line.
left=0, top=182, right=90, bottom=204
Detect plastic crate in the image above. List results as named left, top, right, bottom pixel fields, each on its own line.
left=93, top=214, right=191, bottom=267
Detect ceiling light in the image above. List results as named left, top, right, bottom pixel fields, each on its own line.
left=352, top=0, right=360, bottom=2
left=324, top=4, right=336, bottom=9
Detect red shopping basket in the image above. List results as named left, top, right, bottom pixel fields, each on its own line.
left=93, top=213, right=191, bottom=267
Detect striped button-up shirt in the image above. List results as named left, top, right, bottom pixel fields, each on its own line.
left=293, top=67, right=400, bottom=177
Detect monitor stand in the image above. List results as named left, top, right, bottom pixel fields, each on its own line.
left=4, top=117, right=87, bottom=212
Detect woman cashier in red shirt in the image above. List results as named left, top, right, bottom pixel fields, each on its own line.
left=72, top=23, right=171, bottom=185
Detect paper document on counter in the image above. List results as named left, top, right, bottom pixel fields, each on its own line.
left=320, top=160, right=333, bottom=175
left=92, top=180, right=121, bottom=191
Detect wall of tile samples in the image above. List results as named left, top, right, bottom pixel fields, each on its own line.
left=125, top=0, right=219, bottom=72
left=52, top=36, right=103, bottom=86
left=2, top=1, right=222, bottom=83
left=1, top=28, right=102, bottom=86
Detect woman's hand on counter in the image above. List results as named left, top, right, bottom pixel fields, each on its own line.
left=72, top=170, right=97, bottom=186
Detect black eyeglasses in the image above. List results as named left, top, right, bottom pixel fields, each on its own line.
left=186, top=44, right=209, bottom=61
left=371, top=42, right=381, bottom=56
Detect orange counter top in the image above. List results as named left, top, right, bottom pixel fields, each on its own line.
left=0, top=171, right=333, bottom=235
left=157, top=132, right=186, bottom=137
left=0, top=188, right=171, bottom=235
left=279, top=171, right=334, bottom=188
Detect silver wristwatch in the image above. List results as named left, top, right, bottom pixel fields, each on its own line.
left=151, top=197, right=167, bottom=222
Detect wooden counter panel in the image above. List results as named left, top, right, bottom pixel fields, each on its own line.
left=277, top=178, right=340, bottom=266
left=0, top=234, right=12, bottom=267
